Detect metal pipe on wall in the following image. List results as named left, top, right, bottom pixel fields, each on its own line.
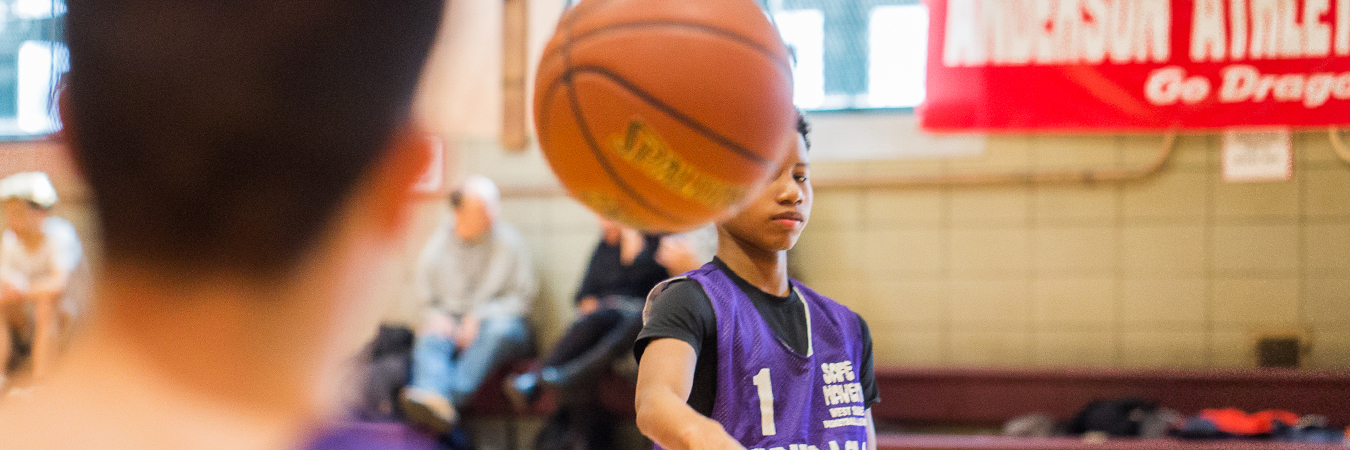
left=1324, top=127, right=1350, bottom=166
left=498, top=132, right=1178, bottom=198
left=812, top=132, right=1177, bottom=189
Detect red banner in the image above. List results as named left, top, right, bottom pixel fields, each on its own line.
left=921, top=0, right=1350, bottom=132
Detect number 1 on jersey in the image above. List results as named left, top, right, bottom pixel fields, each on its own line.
left=752, top=368, right=776, bottom=436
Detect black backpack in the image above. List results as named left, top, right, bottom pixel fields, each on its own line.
left=370, top=324, right=415, bottom=360
left=354, top=325, right=416, bottom=423
left=1067, top=397, right=1159, bottom=437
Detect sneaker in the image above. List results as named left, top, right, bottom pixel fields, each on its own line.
left=399, top=387, right=456, bottom=435
left=503, top=372, right=539, bottom=412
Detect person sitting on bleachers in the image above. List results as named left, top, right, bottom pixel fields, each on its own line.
left=401, top=175, right=536, bottom=435
left=505, top=216, right=703, bottom=450
left=0, top=172, right=82, bottom=385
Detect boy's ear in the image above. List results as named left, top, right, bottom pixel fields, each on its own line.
left=366, top=124, right=438, bottom=238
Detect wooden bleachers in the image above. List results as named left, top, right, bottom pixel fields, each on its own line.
left=876, top=434, right=1343, bottom=450
left=872, top=367, right=1350, bottom=450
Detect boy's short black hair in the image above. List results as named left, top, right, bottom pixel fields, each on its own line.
left=65, top=0, right=444, bottom=276
left=797, top=109, right=811, bottom=151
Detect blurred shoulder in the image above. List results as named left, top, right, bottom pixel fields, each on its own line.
left=492, top=222, right=528, bottom=251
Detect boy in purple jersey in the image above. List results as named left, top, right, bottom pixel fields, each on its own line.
left=633, top=115, right=878, bottom=450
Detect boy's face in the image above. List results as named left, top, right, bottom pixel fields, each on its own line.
left=720, top=133, right=812, bottom=253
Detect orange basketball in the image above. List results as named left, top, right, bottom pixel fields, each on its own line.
left=533, top=0, right=796, bottom=233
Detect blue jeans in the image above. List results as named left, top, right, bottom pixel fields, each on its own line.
left=409, top=316, right=531, bottom=406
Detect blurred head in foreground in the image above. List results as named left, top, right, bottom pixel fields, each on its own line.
left=0, top=0, right=447, bottom=448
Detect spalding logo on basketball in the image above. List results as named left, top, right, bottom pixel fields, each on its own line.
left=533, top=0, right=796, bottom=233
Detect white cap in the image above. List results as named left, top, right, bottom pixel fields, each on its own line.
left=458, top=174, right=501, bottom=216
left=0, top=172, right=58, bottom=209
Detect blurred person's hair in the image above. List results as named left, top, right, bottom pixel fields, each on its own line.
left=64, top=0, right=444, bottom=277
left=448, top=175, right=500, bottom=214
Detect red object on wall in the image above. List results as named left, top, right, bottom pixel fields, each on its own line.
left=921, top=0, right=1350, bottom=132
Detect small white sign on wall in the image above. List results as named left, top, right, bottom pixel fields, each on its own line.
left=1222, top=129, right=1292, bottom=183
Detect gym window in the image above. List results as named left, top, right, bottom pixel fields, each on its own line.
left=766, top=0, right=929, bottom=112
left=0, top=0, right=66, bottom=141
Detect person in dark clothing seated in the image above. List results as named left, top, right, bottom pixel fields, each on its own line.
left=505, top=216, right=703, bottom=449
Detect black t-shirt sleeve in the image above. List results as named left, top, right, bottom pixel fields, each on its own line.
left=634, top=278, right=720, bottom=417
left=856, top=312, right=880, bottom=409
left=634, top=279, right=716, bottom=361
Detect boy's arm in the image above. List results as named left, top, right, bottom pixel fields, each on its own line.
left=635, top=338, right=745, bottom=450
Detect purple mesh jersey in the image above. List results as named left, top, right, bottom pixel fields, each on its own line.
left=648, top=263, right=870, bottom=450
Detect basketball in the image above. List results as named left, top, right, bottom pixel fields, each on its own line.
left=533, top=0, right=796, bottom=232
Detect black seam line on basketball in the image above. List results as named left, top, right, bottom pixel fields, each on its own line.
left=538, top=20, right=792, bottom=75
left=564, top=76, right=685, bottom=225
left=563, top=65, right=773, bottom=168
left=536, top=76, right=562, bottom=145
